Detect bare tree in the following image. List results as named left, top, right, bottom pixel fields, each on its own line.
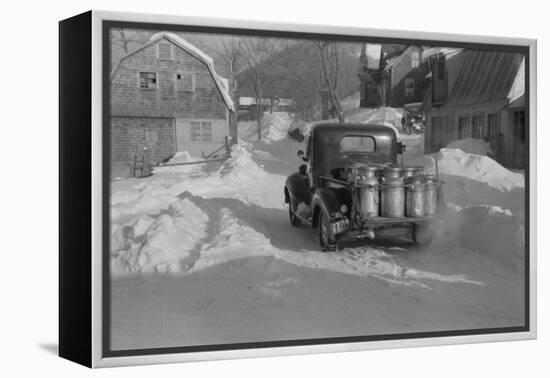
left=111, top=28, right=150, bottom=54
left=214, top=36, right=246, bottom=145
left=110, top=28, right=152, bottom=72
left=241, top=37, right=279, bottom=140
left=266, top=41, right=316, bottom=119
left=271, top=40, right=359, bottom=121
left=317, top=41, right=345, bottom=123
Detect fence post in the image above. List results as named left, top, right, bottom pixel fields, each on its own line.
left=225, top=136, right=231, bottom=157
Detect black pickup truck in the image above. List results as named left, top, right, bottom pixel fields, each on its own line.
left=284, top=123, right=441, bottom=251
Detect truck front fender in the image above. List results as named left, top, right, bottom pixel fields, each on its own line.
left=311, top=189, right=342, bottom=228
left=285, top=172, right=311, bottom=205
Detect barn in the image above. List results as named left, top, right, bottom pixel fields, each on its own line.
left=110, top=32, right=234, bottom=177
left=423, top=49, right=526, bottom=169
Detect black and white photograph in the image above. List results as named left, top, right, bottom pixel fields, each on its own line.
left=4, top=0, right=549, bottom=375
left=105, top=22, right=529, bottom=353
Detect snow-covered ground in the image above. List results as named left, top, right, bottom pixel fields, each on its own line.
left=238, top=112, right=294, bottom=142
left=109, top=110, right=526, bottom=350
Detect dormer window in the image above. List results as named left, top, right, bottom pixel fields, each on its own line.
left=157, top=42, right=172, bottom=60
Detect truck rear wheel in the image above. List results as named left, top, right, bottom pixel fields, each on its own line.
left=318, top=211, right=337, bottom=252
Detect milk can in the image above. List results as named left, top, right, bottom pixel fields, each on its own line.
left=405, top=175, right=425, bottom=217
left=423, top=175, right=438, bottom=216
left=401, top=166, right=423, bottom=178
left=356, top=165, right=379, bottom=217
left=380, top=167, right=405, bottom=218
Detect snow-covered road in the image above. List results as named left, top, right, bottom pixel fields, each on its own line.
left=109, top=115, right=526, bottom=350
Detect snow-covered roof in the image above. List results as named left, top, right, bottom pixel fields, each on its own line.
left=276, top=98, right=294, bottom=107
left=384, top=46, right=412, bottom=71
left=422, top=47, right=462, bottom=61
left=507, top=57, right=525, bottom=103
left=238, top=97, right=271, bottom=106
left=111, top=32, right=234, bottom=112
left=239, top=97, right=256, bottom=106
left=444, top=50, right=524, bottom=108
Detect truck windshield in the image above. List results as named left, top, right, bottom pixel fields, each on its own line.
left=340, top=136, right=375, bottom=153
left=313, top=131, right=395, bottom=182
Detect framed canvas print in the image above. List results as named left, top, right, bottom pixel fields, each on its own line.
left=59, top=10, right=537, bottom=368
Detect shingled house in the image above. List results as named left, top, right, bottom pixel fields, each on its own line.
left=423, top=49, right=526, bottom=169
left=383, top=45, right=430, bottom=107
left=110, top=32, right=234, bottom=177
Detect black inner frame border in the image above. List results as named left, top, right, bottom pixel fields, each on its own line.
left=102, top=19, right=531, bottom=358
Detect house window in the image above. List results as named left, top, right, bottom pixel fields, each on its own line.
left=202, top=122, right=212, bottom=141
left=139, top=72, right=157, bottom=89
left=158, top=42, right=172, bottom=60
left=472, top=114, right=484, bottom=139
left=176, top=73, right=195, bottom=92
left=191, top=122, right=201, bottom=141
left=458, top=116, right=469, bottom=139
left=411, top=51, right=420, bottom=68
left=190, top=121, right=213, bottom=142
left=405, top=78, right=415, bottom=97
left=513, top=110, right=526, bottom=141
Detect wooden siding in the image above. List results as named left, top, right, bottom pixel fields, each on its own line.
left=387, top=46, right=429, bottom=107
left=424, top=49, right=526, bottom=169
left=111, top=116, right=176, bottom=178
left=110, top=37, right=231, bottom=176
left=175, top=118, right=228, bottom=157
left=111, top=39, right=227, bottom=119
left=424, top=102, right=525, bottom=168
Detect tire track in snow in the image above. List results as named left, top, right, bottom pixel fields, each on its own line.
left=187, top=203, right=485, bottom=290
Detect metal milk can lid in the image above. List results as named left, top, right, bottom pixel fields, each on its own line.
left=423, top=174, right=436, bottom=183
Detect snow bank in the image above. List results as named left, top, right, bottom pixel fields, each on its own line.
left=340, top=91, right=360, bottom=112
left=348, top=107, right=404, bottom=132
left=264, top=112, right=293, bottom=142
left=408, top=149, right=525, bottom=215
left=437, top=148, right=524, bottom=191
left=111, top=143, right=287, bottom=224
left=111, top=198, right=209, bottom=275
left=410, top=148, right=524, bottom=192
left=164, top=145, right=286, bottom=210
left=238, top=112, right=293, bottom=142
left=111, top=192, right=486, bottom=288
left=446, top=138, right=493, bottom=156
left=153, top=151, right=202, bottom=174
left=111, top=190, right=180, bottom=224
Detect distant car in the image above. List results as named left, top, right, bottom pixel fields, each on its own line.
left=401, top=102, right=425, bottom=134
left=284, top=123, right=441, bottom=251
